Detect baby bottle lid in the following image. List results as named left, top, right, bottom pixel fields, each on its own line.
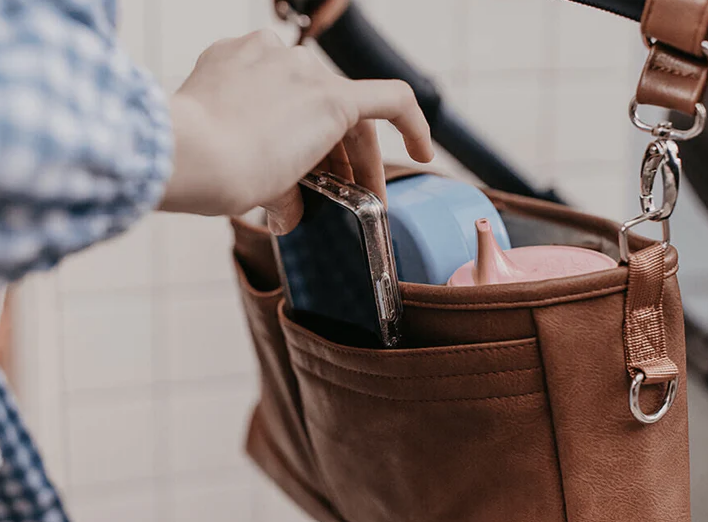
left=448, top=219, right=617, bottom=286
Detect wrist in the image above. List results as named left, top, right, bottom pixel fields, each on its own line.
left=160, top=94, right=243, bottom=216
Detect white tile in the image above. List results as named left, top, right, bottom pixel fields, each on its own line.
left=13, top=273, right=70, bottom=489
left=71, top=486, right=157, bottom=522
left=554, top=0, right=636, bottom=70
left=62, top=293, right=152, bottom=393
left=449, top=75, right=545, bottom=180
left=157, top=291, right=255, bottom=382
left=552, top=72, right=631, bottom=164
left=166, top=385, right=255, bottom=475
left=154, top=214, right=235, bottom=286
left=376, top=120, right=413, bottom=164
left=159, top=0, right=252, bottom=79
left=117, top=0, right=147, bottom=65
left=170, top=475, right=252, bottom=522
left=359, top=0, right=466, bottom=75
left=58, top=220, right=153, bottom=293
left=552, top=161, right=630, bottom=221
left=67, top=398, right=155, bottom=487
left=467, top=0, right=546, bottom=72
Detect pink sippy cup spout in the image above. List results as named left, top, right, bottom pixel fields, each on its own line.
left=472, top=219, right=526, bottom=285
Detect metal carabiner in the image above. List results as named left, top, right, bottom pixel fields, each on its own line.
left=618, top=138, right=681, bottom=263
left=639, top=139, right=681, bottom=220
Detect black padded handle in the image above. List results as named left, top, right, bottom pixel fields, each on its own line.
left=569, top=0, right=644, bottom=20
left=287, top=0, right=646, bottom=21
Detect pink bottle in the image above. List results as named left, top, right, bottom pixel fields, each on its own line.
left=448, top=218, right=617, bottom=286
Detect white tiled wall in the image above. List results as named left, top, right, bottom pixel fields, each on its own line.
left=12, top=1, right=644, bottom=521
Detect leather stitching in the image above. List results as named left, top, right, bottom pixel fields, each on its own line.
left=401, top=267, right=678, bottom=309
left=649, top=62, right=701, bottom=79
left=294, top=364, right=545, bottom=402
left=291, top=347, right=540, bottom=379
left=402, top=285, right=627, bottom=310
left=285, top=335, right=537, bottom=358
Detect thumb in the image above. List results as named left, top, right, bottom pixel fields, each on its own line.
left=263, top=186, right=304, bottom=236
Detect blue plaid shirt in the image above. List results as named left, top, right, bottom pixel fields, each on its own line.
left=0, top=1, right=173, bottom=520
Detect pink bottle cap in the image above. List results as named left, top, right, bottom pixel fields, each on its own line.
left=448, top=218, right=617, bottom=286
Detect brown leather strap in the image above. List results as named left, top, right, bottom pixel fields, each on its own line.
left=636, top=44, right=708, bottom=114
left=637, top=0, right=708, bottom=113
left=642, top=0, right=708, bottom=57
left=623, top=244, right=679, bottom=385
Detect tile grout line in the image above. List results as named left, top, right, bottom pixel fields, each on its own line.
left=145, top=0, right=168, bottom=518
left=540, top=0, right=561, bottom=190
left=55, top=275, right=73, bottom=502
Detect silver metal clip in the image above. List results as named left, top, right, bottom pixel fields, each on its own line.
left=639, top=139, right=681, bottom=219
left=629, top=97, right=706, bottom=141
left=618, top=138, right=681, bottom=263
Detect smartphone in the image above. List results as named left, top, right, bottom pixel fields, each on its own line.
left=273, top=171, right=403, bottom=348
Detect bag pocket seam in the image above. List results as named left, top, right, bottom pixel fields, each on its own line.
left=293, top=363, right=545, bottom=403
left=403, top=285, right=627, bottom=309
left=282, top=316, right=537, bottom=359
left=289, top=339, right=537, bottom=359
left=291, top=346, right=541, bottom=380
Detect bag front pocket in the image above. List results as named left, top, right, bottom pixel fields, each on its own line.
left=234, top=259, right=337, bottom=515
left=280, top=308, right=566, bottom=522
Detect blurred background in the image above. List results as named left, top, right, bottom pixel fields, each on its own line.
left=1, top=0, right=707, bottom=520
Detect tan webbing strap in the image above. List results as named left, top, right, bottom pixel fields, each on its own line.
left=623, top=244, right=679, bottom=385
left=637, top=0, right=708, bottom=114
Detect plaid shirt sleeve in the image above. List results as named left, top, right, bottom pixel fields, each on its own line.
left=0, top=0, right=173, bottom=282
left=0, top=2, right=172, bottom=521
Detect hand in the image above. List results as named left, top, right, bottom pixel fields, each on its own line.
left=162, top=29, right=434, bottom=233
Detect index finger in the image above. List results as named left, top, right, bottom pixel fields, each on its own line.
left=342, top=79, right=434, bottom=164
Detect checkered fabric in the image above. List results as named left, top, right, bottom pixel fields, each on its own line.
left=0, top=0, right=173, bottom=282
left=0, top=1, right=174, bottom=520
left=0, top=371, right=67, bottom=522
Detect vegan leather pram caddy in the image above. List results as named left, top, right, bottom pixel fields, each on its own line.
left=231, top=0, right=708, bottom=520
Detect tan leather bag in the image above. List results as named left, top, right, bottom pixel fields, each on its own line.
left=229, top=0, right=708, bottom=519
left=231, top=175, right=689, bottom=522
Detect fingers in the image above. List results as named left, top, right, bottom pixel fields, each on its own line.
left=342, top=79, right=435, bottom=164
left=342, top=120, right=387, bottom=205
left=263, top=186, right=304, bottom=236
left=326, top=141, right=354, bottom=182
